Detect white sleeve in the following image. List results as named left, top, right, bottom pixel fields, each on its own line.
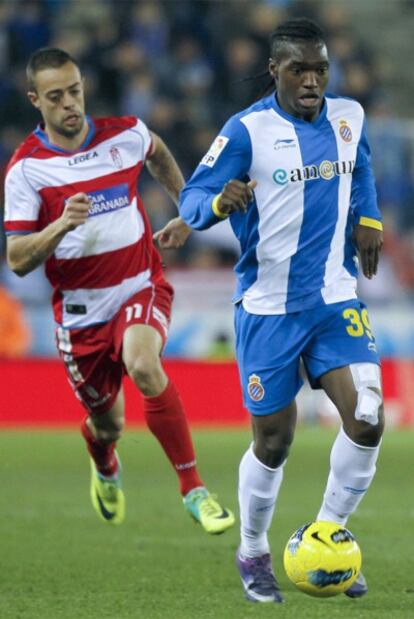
left=4, top=160, right=41, bottom=232
left=134, top=118, right=153, bottom=161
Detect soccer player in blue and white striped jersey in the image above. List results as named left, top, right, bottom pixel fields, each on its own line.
left=156, top=17, right=384, bottom=603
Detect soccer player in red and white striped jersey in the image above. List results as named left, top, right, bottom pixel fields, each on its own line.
left=4, top=47, right=235, bottom=534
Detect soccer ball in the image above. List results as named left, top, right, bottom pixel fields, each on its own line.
left=283, top=521, right=362, bottom=597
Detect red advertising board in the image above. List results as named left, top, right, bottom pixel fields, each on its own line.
left=0, top=359, right=413, bottom=427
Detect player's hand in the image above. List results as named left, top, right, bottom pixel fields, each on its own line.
left=60, top=193, right=91, bottom=232
left=215, top=179, right=257, bottom=216
left=353, top=223, right=383, bottom=279
left=153, top=216, right=192, bottom=249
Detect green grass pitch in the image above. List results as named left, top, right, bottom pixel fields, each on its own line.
left=1, top=427, right=413, bottom=619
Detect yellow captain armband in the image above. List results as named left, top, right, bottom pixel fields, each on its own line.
left=358, top=217, right=383, bottom=231
left=211, top=193, right=228, bottom=219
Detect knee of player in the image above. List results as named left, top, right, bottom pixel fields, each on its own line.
left=351, top=397, right=384, bottom=446
left=125, top=353, right=163, bottom=388
left=94, top=418, right=124, bottom=443
left=348, top=420, right=384, bottom=448
left=255, top=427, right=294, bottom=467
left=344, top=387, right=384, bottom=447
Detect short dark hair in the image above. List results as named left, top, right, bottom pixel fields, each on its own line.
left=269, top=17, right=325, bottom=60
left=26, top=47, right=80, bottom=91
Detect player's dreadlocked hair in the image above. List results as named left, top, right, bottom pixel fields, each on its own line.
left=26, top=47, right=80, bottom=92
left=269, top=17, right=325, bottom=60
left=245, top=17, right=326, bottom=99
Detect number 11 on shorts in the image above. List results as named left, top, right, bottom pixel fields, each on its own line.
left=125, top=303, right=143, bottom=322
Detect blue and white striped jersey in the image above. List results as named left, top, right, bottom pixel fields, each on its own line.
left=180, top=93, right=381, bottom=315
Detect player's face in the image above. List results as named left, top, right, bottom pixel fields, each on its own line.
left=269, top=41, right=329, bottom=122
left=28, top=61, right=87, bottom=144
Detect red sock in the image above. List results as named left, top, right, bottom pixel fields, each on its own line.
left=143, top=381, right=204, bottom=496
left=81, top=417, right=118, bottom=477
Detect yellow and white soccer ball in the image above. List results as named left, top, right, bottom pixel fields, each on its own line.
left=283, top=521, right=362, bottom=597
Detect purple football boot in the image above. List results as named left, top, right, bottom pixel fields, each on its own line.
left=236, top=548, right=284, bottom=603
left=345, top=571, right=368, bottom=598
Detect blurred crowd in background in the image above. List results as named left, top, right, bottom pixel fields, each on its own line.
left=0, top=0, right=414, bottom=358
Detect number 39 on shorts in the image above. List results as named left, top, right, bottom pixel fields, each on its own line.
left=342, top=307, right=373, bottom=340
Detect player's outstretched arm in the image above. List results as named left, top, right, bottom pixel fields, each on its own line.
left=353, top=223, right=383, bottom=279
left=7, top=193, right=90, bottom=276
left=153, top=216, right=191, bottom=249
left=154, top=178, right=258, bottom=249
left=146, top=132, right=185, bottom=206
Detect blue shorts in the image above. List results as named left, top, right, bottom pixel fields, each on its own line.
left=234, top=299, right=380, bottom=416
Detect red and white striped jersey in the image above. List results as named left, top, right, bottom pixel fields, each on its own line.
left=4, top=115, right=169, bottom=328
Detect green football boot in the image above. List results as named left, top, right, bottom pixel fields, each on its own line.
left=90, top=455, right=125, bottom=525
left=183, top=487, right=235, bottom=534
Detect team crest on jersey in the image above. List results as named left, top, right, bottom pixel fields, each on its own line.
left=247, top=374, right=265, bottom=401
left=201, top=135, right=229, bottom=167
left=339, top=120, right=352, bottom=142
left=110, top=146, right=123, bottom=169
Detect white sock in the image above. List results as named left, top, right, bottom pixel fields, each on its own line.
left=317, top=426, right=380, bottom=525
left=238, top=444, right=284, bottom=558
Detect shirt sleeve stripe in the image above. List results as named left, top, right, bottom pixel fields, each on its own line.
left=4, top=220, right=38, bottom=232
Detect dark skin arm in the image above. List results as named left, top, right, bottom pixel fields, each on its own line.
left=153, top=179, right=257, bottom=249
left=353, top=224, right=383, bottom=279
left=214, top=179, right=257, bottom=215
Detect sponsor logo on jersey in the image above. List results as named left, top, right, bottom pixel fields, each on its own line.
left=87, top=184, right=130, bottom=217
left=273, top=138, right=296, bottom=150
left=339, top=120, right=353, bottom=142
left=201, top=135, right=229, bottom=167
left=272, top=169, right=289, bottom=185
left=247, top=374, right=265, bottom=401
left=273, top=159, right=355, bottom=185
left=67, top=151, right=98, bottom=166
left=110, top=145, right=123, bottom=169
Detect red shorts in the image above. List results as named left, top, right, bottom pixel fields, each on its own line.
left=56, top=281, right=173, bottom=415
